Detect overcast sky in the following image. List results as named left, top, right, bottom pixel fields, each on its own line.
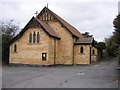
left=0, top=0, right=119, bottom=42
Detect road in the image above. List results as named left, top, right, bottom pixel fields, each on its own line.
left=2, top=58, right=118, bottom=88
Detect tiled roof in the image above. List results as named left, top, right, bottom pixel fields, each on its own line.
left=35, top=17, right=61, bottom=39
left=75, top=37, right=93, bottom=44
left=38, top=7, right=83, bottom=38
left=10, top=7, right=84, bottom=45
left=9, top=17, right=61, bottom=45
left=52, top=12, right=83, bottom=38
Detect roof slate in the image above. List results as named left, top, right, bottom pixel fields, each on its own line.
left=9, top=17, right=61, bottom=45
left=35, top=17, right=61, bottom=39
left=10, top=7, right=92, bottom=45
left=75, top=37, right=93, bottom=45
left=38, top=7, right=83, bottom=38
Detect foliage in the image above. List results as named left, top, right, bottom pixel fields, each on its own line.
left=114, top=15, right=120, bottom=64
left=82, top=32, right=93, bottom=37
left=82, top=32, right=106, bottom=58
left=96, top=42, right=106, bottom=50
left=105, top=14, right=120, bottom=64
left=113, top=15, right=120, bottom=45
left=1, top=20, right=19, bottom=64
left=95, top=41, right=106, bottom=58
left=105, top=36, right=117, bottom=57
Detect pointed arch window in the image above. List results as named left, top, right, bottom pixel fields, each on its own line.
left=33, top=32, right=36, bottom=43
left=29, top=33, right=32, bottom=43
left=80, top=46, right=84, bottom=54
left=92, top=49, right=95, bottom=55
left=37, top=32, right=40, bottom=43
left=14, top=44, right=17, bottom=52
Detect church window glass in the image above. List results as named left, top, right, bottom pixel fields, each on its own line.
left=33, top=32, right=36, bottom=43
left=14, top=44, right=17, bottom=52
left=37, top=32, right=40, bottom=43
left=29, top=33, right=32, bottom=43
left=80, top=46, right=84, bottom=53
left=92, top=49, right=95, bottom=55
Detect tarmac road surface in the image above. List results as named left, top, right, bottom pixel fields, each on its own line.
left=2, top=58, right=118, bottom=88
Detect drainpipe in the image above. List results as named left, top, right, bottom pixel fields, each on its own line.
left=72, top=37, right=74, bottom=65
left=54, top=39, right=56, bottom=66
left=90, top=46, right=92, bottom=64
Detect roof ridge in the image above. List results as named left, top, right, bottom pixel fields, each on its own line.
left=38, top=7, right=83, bottom=38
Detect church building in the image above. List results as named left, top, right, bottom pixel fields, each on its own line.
left=9, top=7, right=98, bottom=65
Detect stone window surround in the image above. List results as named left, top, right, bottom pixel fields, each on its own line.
left=42, top=52, right=47, bottom=61
left=29, top=33, right=32, bottom=43
left=92, top=49, right=95, bottom=55
left=79, top=46, right=86, bottom=55
left=80, top=46, right=84, bottom=53
left=29, top=32, right=40, bottom=44
left=14, top=44, right=17, bottom=52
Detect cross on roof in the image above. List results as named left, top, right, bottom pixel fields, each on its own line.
left=35, top=11, right=38, bottom=17
left=47, top=3, right=48, bottom=8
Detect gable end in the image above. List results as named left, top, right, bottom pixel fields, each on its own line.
left=9, top=16, right=61, bottom=45
left=37, top=7, right=83, bottom=38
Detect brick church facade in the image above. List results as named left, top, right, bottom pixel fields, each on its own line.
left=9, top=7, right=98, bottom=65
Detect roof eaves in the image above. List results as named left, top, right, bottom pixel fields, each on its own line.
left=74, top=43, right=91, bottom=45
left=9, top=16, right=36, bottom=45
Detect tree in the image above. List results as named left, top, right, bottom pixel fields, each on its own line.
left=113, top=14, right=120, bottom=64
left=104, top=14, right=120, bottom=63
left=105, top=36, right=117, bottom=57
left=1, top=20, right=19, bottom=64
left=82, top=32, right=93, bottom=37
left=96, top=42, right=106, bottom=58
left=113, top=15, right=120, bottom=45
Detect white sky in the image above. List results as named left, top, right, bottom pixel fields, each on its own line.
left=0, top=0, right=119, bottom=42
